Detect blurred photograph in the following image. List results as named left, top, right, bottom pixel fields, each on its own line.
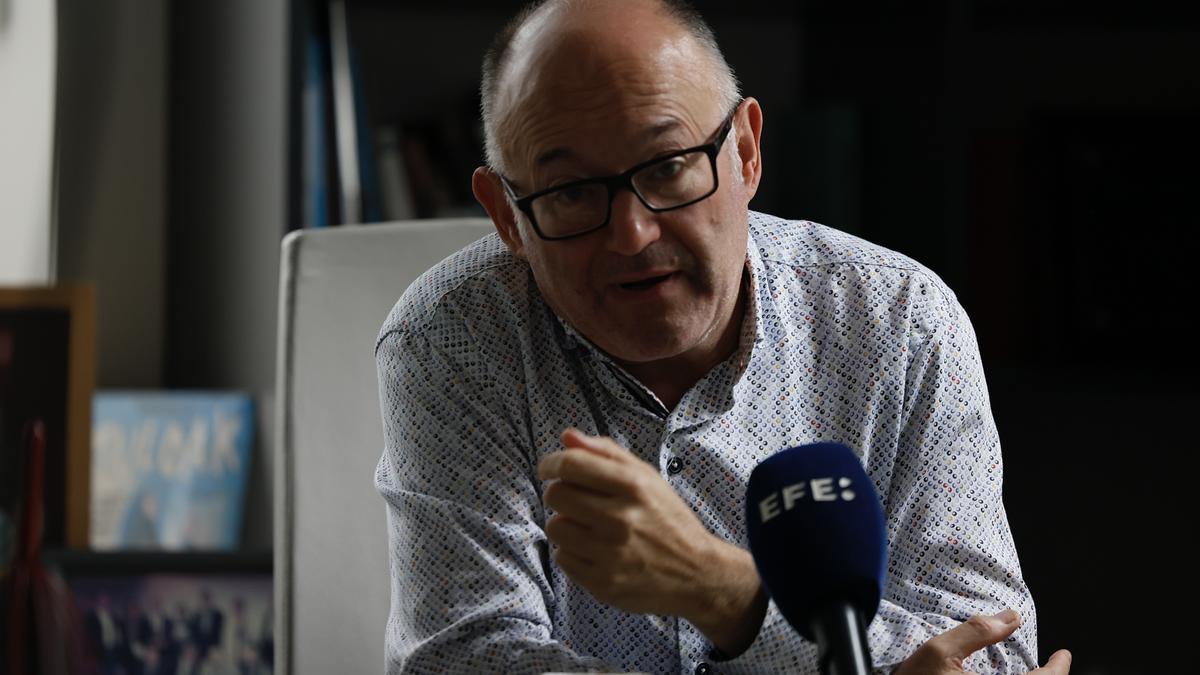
left=69, top=574, right=272, bottom=675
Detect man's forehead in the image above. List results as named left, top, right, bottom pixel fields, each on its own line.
left=529, top=117, right=689, bottom=170
left=494, top=8, right=716, bottom=171
left=504, top=84, right=711, bottom=178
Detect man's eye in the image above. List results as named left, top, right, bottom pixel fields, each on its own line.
left=552, top=186, right=589, bottom=204
left=650, top=158, right=686, bottom=180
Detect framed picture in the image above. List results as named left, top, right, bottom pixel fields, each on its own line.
left=90, top=391, right=256, bottom=552
left=53, top=550, right=273, bottom=675
left=0, top=285, right=97, bottom=553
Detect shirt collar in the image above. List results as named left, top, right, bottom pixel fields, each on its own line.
left=737, top=223, right=767, bottom=375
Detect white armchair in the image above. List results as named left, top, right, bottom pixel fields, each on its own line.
left=274, top=218, right=495, bottom=674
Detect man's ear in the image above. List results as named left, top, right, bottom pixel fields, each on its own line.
left=733, top=97, right=764, bottom=199
left=472, top=166, right=526, bottom=259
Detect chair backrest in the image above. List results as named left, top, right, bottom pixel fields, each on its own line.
left=274, top=218, right=495, bottom=674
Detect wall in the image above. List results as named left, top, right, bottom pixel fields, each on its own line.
left=54, top=0, right=166, bottom=388
left=168, top=0, right=289, bottom=550
left=0, top=0, right=56, bottom=284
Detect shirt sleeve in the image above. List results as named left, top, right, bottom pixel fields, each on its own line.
left=374, top=325, right=619, bottom=674
left=868, top=280, right=1039, bottom=672
left=709, top=278, right=1039, bottom=675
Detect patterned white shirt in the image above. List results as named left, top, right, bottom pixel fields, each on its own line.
left=375, top=211, right=1039, bottom=674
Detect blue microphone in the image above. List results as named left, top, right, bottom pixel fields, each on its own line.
left=745, top=442, right=887, bottom=675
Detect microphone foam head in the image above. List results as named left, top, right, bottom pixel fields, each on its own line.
left=744, top=442, right=887, bottom=639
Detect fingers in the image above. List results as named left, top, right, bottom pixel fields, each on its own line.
left=538, top=448, right=633, bottom=493
left=1031, top=649, right=1072, bottom=675
left=560, top=427, right=628, bottom=459
left=538, top=429, right=638, bottom=492
left=543, top=482, right=621, bottom=535
left=926, top=610, right=1023, bottom=662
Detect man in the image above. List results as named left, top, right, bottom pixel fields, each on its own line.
left=190, top=588, right=224, bottom=664
left=84, top=593, right=124, bottom=675
left=375, top=1, right=1072, bottom=673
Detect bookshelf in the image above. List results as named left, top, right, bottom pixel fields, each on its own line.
left=291, top=0, right=809, bottom=228
left=44, top=549, right=272, bottom=576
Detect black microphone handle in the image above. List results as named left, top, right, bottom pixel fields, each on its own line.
left=808, top=602, right=873, bottom=675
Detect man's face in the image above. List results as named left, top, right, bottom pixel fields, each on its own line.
left=477, top=8, right=762, bottom=371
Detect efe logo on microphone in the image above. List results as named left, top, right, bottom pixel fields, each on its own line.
left=756, top=477, right=856, bottom=524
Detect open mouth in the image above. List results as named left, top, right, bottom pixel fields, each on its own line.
left=620, top=273, right=674, bottom=291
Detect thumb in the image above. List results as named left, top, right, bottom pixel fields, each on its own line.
left=936, top=610, right=1023, bottom=661
left=1033, top=649, right=1072, bottom=674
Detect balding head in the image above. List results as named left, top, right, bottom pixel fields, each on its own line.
left=480, top=0, right=740, bottom=174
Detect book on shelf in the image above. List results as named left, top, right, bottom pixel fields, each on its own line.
left=375, top=125, right=416, bottom=221
left=377, top=101, right=487, bottom=220
left=320, top=0, right=388, bottom=225
left=352, top=45, right=384, bottom=224
left=303, top=24, right=334, bottom=229
left=89, top=391, right=255, bottom=552
left=302, top=2, right=489, bottom=225
left=329, top=0, right=363, bottom=225
left=299, top=0, right=489, bottom=225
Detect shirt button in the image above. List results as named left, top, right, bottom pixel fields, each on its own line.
left=666, top=456, right=684, bottom=475
left=694, top=663, right=712, bottom=675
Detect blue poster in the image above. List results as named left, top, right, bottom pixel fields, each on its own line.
left=90, top=392, right=254, bottom=550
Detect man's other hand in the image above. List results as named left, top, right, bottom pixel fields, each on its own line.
left=893, top=609, right=1072, bottom=675
left=538, top=428, right=767, bottom=655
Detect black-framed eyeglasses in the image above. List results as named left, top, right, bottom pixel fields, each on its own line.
left=499, top=101, right=742, bottom=241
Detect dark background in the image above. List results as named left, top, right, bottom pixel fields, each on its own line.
left=169, top=0, right=1200, bottom=672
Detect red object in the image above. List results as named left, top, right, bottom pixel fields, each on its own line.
left=4, top=419, right=81, bottom=675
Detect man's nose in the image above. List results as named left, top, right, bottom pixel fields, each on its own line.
left=605, top=188, right=661, bottom=256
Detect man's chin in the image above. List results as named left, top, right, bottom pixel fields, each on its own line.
left=570, top=300, right=722, bottom=366
left=594, top=328, right=701, bottom=367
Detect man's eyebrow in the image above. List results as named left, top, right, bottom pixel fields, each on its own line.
left=643, top=119, right=682, bottom=141
left=532, top=120, right=687, bottom=169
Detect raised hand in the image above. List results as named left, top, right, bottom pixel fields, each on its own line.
left=893, top=609, right=1072, bottom=675
left=538, top=428, right=766, bottom=654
